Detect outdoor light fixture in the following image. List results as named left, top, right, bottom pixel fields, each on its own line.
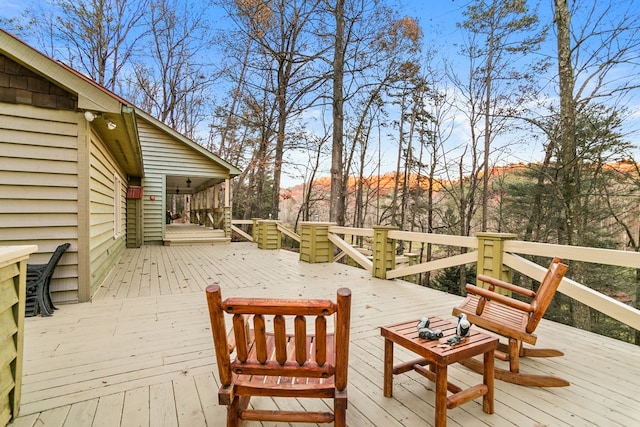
left=84, top=111, right=97, bottom=122
left=104, top=117, right=117, bottom=130
left=186, top=177, right=192, bottom=187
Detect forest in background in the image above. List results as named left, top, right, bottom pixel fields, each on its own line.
left=2, top=0, right=640, bottom=343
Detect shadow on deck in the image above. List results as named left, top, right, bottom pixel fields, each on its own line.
left=13, top=243, right=640, bottom=426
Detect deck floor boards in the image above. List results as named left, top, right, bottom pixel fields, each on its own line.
left=13, top=242, right=640, bottom=426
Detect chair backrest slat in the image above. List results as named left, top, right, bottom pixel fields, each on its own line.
left=315, top=316, right=327, bottom=366
left=253, top=314, right=267, bottom=363
left=233, top=314, right=249, bottom=362
left=295, top=315, right=307, bottom=364
left=274, top=314, right=287, bottom=364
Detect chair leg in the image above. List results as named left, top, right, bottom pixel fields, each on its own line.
left=334, top=390, right=348, bottom=427
left=227, top=398, right=241, bottom=427
left=44, top=277, right=58, bottom=312
left=36, top=282, right=53, bottom=316
left=508, top=338, right=519, bottom=373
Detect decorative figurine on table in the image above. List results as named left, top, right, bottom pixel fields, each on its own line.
left=416, top=316, right=443, bottom=340
left=447, top=313, right=471, bottom=345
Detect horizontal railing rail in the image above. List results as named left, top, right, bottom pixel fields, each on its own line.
left=233, top=219, right=640, bottom=332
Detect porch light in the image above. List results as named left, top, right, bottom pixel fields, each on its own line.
left=84, top=111, right=97, bottom=122
left=186, top=177, right=192, bottom=187
left=104, top=117, right=117, bottom=130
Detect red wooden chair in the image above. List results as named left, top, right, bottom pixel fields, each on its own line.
left=206, top=285, right=352, bottom=426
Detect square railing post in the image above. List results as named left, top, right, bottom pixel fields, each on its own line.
left=299, top=222, right=335, bottom=263
left=257, top=220, right=281, bottom=250
left=476, top=232, right=518, bottom=293
left=372, top=226, right=398, bottom=279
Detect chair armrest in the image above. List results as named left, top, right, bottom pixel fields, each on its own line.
left=477, top=274, right=536, bottom=298
left=465, top=284, right=534, bottom=313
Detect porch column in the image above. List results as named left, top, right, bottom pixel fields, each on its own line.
left=476, top=232, right=517, bottom=292
left=299, top=222, right=335, bottom=263
left=224, top=179, right=232, bottom=236
left=372, top=226, right=398, bottom=279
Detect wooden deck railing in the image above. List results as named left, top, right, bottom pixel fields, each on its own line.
left=231, top=220, right=640, bottom=332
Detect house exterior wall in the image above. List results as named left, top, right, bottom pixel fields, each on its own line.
left=0, top=103, right=80, bottom=303
left=137, top=118, right=230, bottom=244
left=88, top=134, right=127, bottom=297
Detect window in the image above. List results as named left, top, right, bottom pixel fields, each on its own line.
left=114, top=174, right=122, bottom=238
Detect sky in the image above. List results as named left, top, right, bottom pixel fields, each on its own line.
left=2, top=0, right=639, bottom=188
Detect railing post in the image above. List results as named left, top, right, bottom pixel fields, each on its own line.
left=404, top=252, right=419, bottom=284
left=257, top=220, right=281, bottom=250
left=251, top=218, right=260, bottom=242
left=476, top=232, right=518, bottom=289
left=372, top=226, right=398, bottom=279
left=299, top=222, right=335, bottom=263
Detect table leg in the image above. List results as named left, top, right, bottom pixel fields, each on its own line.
left=435, top=363, right=448, bottom=427
left=483, top=349, right=495, bottom=414
left=383, top=338, right=394, bottom=397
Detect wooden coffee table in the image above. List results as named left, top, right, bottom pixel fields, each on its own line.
left=380, top=316, right=498, bottom=427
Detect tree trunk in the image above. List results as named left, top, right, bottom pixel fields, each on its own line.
left=330, top=0, right=346, bottom=225
left=555, top=0, right=591, bottom=331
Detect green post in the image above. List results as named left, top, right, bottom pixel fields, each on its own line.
left=404, top=252, right=419, bottom=284
left=476, top=232, right=517, bottom=293
left=372, top=226, right=398, bottom=279
left=223, top=206, right=231, bottom=237
left=257, top=220, right=281, bottom=250
left=299, top=222, right=335, bottom=263
left=251, top=218, right=261, bottom=242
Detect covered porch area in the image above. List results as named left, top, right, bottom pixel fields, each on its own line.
left=13, top=243, right=640, bottom=426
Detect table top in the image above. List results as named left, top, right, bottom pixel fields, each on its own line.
left=380, top=316, right=498, bottom=365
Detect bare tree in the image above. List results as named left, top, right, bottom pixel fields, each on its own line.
left=19, top=0, right=149, bottom=91
left=329, top=0, right=346, bottom=224
left=459, top=0, right=547, bottom=231
left=553, top=0, right=640, bottom=330
left=126, top=0, right=217, bottom=138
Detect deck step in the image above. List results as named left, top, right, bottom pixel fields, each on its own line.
left=163, top=237, right=231, bottom=246
left=164, top=224, right=230, bottom=245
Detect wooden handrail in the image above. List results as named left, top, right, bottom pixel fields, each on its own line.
left=235, top=219, right=640, bottom=332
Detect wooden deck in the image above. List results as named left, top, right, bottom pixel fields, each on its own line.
left=11, top=243, right=640, bottom=426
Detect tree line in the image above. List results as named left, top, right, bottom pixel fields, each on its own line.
left=3, top=0, right=640, bottom=342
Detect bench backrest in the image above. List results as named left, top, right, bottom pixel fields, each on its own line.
left=527, top=257, right=568, bottom=333
left=206, top=285, right=352, bottom=391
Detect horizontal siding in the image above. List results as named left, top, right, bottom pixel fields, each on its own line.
left=137, top=119, right=229, bottom=244
left=88, top=136, right=127, bottom=296
left=0, top=103, right=79, bottom=302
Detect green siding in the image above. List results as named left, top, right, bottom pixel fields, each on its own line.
left=137, top=119, right=230, bottom=245
left=88, top=137, right=127, bottom=297
left=0, top=104, right=79, bottom=303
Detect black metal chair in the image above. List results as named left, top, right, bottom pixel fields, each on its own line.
left=25, top=243, right=70, bottom=317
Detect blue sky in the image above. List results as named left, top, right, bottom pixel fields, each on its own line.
left=2, top=0, right=639, bottom=187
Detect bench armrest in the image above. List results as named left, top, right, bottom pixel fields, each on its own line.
left=477, top=274, right=536, bottom=298
left=465, top=283, right=534, bottom=314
